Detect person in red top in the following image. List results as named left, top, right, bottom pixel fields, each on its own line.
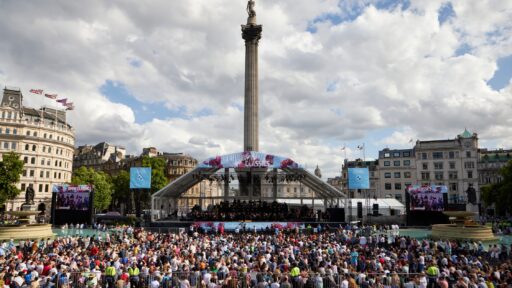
left=90, top=245, right=99, bottom=256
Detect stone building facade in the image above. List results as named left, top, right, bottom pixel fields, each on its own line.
left=377, top=148, right=416, bottom=202
left=0, top=88, right=75, bottom=212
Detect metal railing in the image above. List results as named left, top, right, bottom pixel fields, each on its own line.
left=38, top=271, right=429, bottom=288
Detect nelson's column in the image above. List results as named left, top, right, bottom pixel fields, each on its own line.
left=242, top=0, right=262, bottom=152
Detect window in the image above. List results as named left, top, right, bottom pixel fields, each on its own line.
left=40, top=170, right=44, bottom=178
left=32, top=145, right=36, bottom=151
left=393, top=161, right=400, bottom=166
left=449, top=182, right=457, bottom=192
left=385, top=183, right=392, bottom=190
left=434, top=162, right=444, bottom=170
left=30, top=157, right=35, bottom=164
left=5, top=128, right=10, bottom=134
left=464, top=161, right=475, bottom=169
left=394, top=172, right=401, bottom=178
left=26, top=130, right=30, bottom=136
left=404, top=160, right=411, bottom=166
left=421, top=172, right=430, bottom=180
left=41, top=158, right=45, bottom=165
left=421, top=153, right=428, bottom=160
left=21, top=183, right=26, bottom=191
left=468, top=171, right=473, bottom=178
left=22, top=170, right=27, bottom=177
left=449, top=151, right=455, bottom=159
left=11, top=142, right=16, bottom=150
left=433, top=152, right=443, bottom=159
left=403, top=151, right=411, bottom=157
left=49, top=134, right=52, bottom=139
left=45, top=184, right=49, bottom=193
left=466, top=151, right=471, bottom=158
left=449, top=171, right=458, bottom=180
left=48, top=147, right=52, bottom=153
left=384, top=161, right=390, bottom=166
left=33, top=132, right=37, bottom=137
left=2, top=142, right=7, bottom=149
left=46, top=171, right=50, bottom=178
left=395, top=183, right=402, bottom=190
left=422, top=163, right=428, bottom=170
left=384, top=153, right=390, bottom=158
left=39, top=184, right=43, bottom=192
left=47, top=160, right=50, bottom=166
left=385, top=172, right=391, bottom=178
left=449, top=162, right=456, bottom=169
left=29, top=170, right=34, bottom=177
left=58, top=172, right=61, bottom=179
left=393, top=152, right=400, bottom=157
left=13, top=128, right=17, bottom=135
left=25, top=144, right=29, bottom=151
left=435, top=172, right=443, bottom=180
left=43, top=133, right=47, bottom=139
left=54, top=172, right=57, bottom=178
left=404, top=172, right=411, bottom=178
left=23, top=157, right=28, bottom=163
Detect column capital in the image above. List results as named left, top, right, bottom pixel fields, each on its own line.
left=242, top=24, right=262, bottom=42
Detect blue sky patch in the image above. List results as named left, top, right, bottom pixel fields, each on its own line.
left=488, top=55, right=512, bottom=91
left=100, top=80, right=212, bottom=124
left=438, top=2, right=455, bottom=25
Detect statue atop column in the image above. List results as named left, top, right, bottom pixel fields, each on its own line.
left=246, top=0, right=257, bottom=25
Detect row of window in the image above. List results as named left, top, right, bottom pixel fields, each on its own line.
left=23, top=156, right=70, bottom=168
left=418, top=151, right=473, bottom=160
left=21, top=169, right=68, bottom=180
left=420, top=171, right=474, bottom=180
left=0, top=141, right=17, bottom=150
left=0, top=126, right=72, bottom=144
left=24, top=143, right=71, bottom=157
left=420, top=161, right=475, bottom=170
left=382, top=151, right=412, bottom=158
left=20, top=183, right=50, bottom=193
left=0, top=127, right=18, bottom=135
left=383, top=160, right=411, bottom=167
left=384, top=171, right=412, bottom=178
left=0, top=111, right=18, bottom=120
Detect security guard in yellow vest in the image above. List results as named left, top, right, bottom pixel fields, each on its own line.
left=128, top=263, right=140, bottom=288
left=426, top=262, right=440, bottom=287
left=105, top=263, right=116, bottom=288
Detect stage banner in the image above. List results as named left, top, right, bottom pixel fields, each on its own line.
left=407, top=185, right=447, bottom=211
left=198, top=151, right=301, bottom=169
left=130, top=167, right=152, bottom=189
left=348, top=168, right=370, bottom=189
left=53, top=184, right=92, bottom=211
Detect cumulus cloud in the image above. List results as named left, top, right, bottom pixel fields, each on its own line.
left=0, top=0, right=511, bottom=178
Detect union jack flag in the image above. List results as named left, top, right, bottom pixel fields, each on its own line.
left=29, top=89, right=43, bottom=94
left=44, top=93, right=58, bottom=99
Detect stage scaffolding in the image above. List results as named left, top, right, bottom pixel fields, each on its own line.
left=151, top=164, right=346, bottom=222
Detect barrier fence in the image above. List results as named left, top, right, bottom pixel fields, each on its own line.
left=42, top=271, right=428, bottom=288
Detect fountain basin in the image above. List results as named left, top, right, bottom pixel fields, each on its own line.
left=0, top=224, right=55, bottom=241
left=431, top=211, right=497, bottom=241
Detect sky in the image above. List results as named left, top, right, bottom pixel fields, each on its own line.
left=0, top=0, right=511, bottom=178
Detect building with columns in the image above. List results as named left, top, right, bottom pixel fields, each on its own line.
left=0, top=87, right=75, bottom=212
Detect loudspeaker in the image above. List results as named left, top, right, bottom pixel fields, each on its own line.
left=357, top=202, right=363, bottom=219
left=372, top=203, right=379, bottom=216
left=327, top=208, right=345, bottom=222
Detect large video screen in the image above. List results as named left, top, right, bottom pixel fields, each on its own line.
left=348, top=168, right=370, bottom=189
left=53, top=184, right=92, bottom=211
left=407, top=185, right=447, bottom=211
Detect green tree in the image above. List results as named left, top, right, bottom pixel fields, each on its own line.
left=111, top=170, right=131, bottom=210
left=0, top=152, right=24, bottom=206
left=141, top=156, right=168, bottom=194
left=482, top=160, right=512, bottom=215
left=71, top=166, right=113, bottom=211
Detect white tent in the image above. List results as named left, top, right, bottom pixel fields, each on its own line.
left=345, top=198, right=405, bottom=216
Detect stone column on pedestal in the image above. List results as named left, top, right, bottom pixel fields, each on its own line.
left=242, top=0, right=262, bottom=152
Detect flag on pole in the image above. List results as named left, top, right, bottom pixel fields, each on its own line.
left=341, top=146, right=346, bottom=151
left=44, top=93, right=58, bottom=99
left=29, top=89, right=43, bottom=95
left=409, top=138, right=414, bottom=143
left=357, top=144, right=364, bottom=150
left=64, top=102, right=73, bottom=107
left=66, top=106, right=74, bottom=111
left=56, top=98, right=68, bottom=105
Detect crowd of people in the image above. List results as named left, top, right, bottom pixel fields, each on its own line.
left=0, top=223, right=511, bottom=287
left=188, top=201, right=328, bottom=222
